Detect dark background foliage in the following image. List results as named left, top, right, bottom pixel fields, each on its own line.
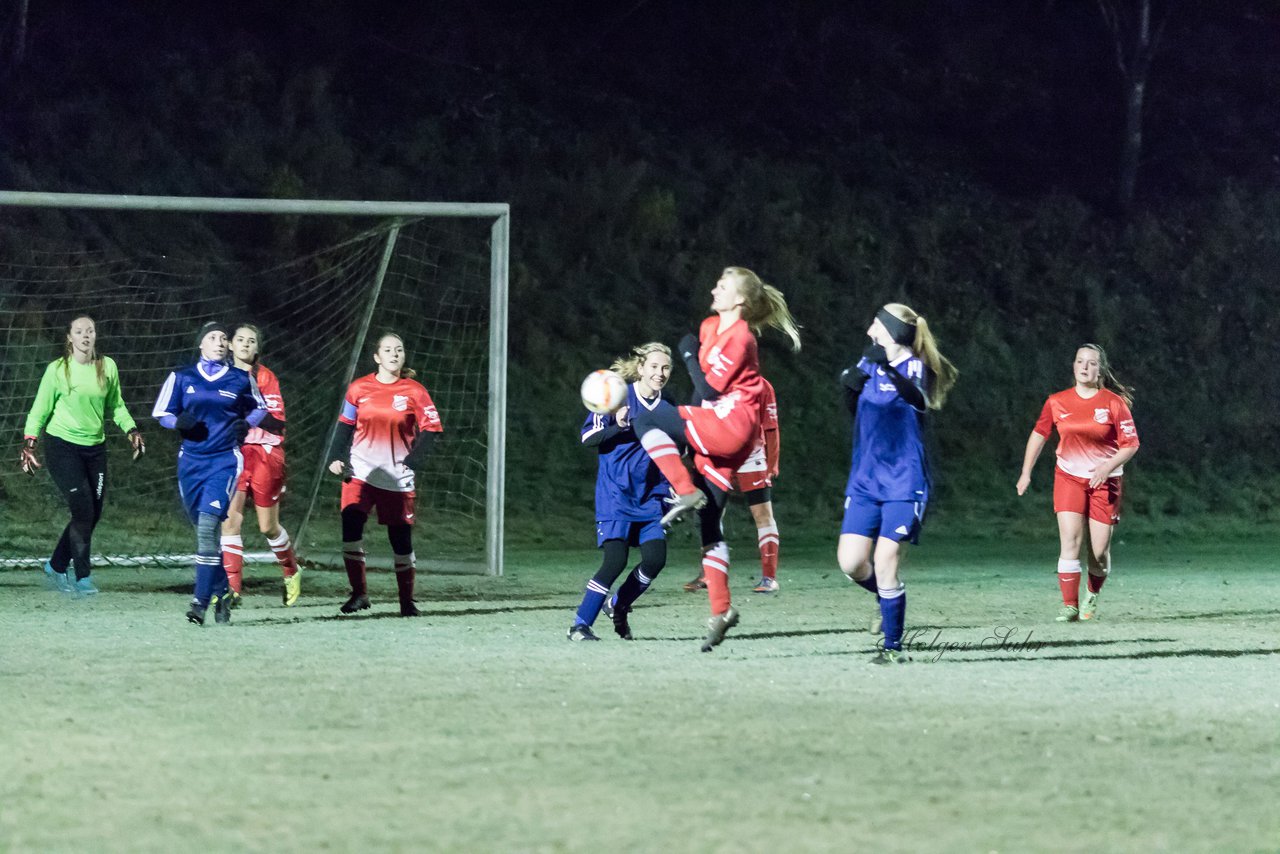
left=2, top=0, right=1278, bottom=537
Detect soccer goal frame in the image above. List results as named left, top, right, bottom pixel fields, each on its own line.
left=0, top=191, right=509, bottom=576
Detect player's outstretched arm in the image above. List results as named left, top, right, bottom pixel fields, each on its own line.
left=677, top=333, right=717, bottom=405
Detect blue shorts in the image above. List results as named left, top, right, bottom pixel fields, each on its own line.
left=596, top=520, right=664, bottom=548
left=177, top=449, right=243, bottom=524
left=840, top=495, right=925, bottom=545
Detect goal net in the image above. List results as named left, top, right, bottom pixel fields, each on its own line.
left=0, top=193, right=508, bottom=575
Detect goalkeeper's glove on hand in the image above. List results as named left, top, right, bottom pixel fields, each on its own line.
left=20, top=437, right=40, bottom=475
left=127, top=429, right=146, bottom=461
left=678, top=333, right=700, bottom=362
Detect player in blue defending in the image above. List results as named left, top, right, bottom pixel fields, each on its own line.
left=568, top=343, right=673, bottom=641
left=153, top=322, right=272, bottom=626
left=837, top=304, right=957, bottom=663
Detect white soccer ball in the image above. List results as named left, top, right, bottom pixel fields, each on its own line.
left=580, top=370, right=628, bottom=414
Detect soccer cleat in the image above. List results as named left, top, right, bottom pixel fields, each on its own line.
left=660, top=489, right=707, bottom=528
left=611, top=605, right=633, bottom=640
left=186, top=603, right=207, bottom=625
left=683, top=573, right=707, bottom=592
left=871, top=649, right=911, bottom=665
left=700, top=607, right=740, bottom=652
left=214, top=592, right=232, bottom=625
left=225, top=590, right=242, bottom=609
left=567, top=623, right=601, bottom=642
left=340, top=594, right=371, bottom=615
left=74, top=576, right=99, bottom=595
left=282, top=571, right=302, bottom=607
left=752, top=577, right=779, bottom=594
left=42, top=560, right=57, bottom=589
left=1080, top=590, right=1100, bottom=620
left=51, top=570, right=75, bottom=595
left=601, top=594, right=616, bottom=619
left=400, top=601, right=421, bottom=617
left=1055, top=604, right=1080, bottom=622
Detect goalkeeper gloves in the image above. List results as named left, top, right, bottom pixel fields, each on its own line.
left=19, top=437, right=40, bottom=475
left=127, top=429, right=146, bottom=461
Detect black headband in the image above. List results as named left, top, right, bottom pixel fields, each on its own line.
left=195, top=321, right=230, bottom=349
left=876, top=308, right=916, bottom=346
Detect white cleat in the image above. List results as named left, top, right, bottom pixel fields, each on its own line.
left=660, top=489, right=707, bottom=528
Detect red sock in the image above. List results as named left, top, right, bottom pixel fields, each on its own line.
left=639, top=429, right=696, bottom=494
left=343, top=541, right=367, bottom=596
left=268, top=526, right=299, bottom=578
left=394, top=553, right=415, bottom=605
left=1087, top=572, right=1107, bottom=594
left=221, top=535, right=244, bottom=594
left=702, top=543, right=731, bottom=614
left=1057, top=559, right=1081, bottom=607
left=757, top=524, right=779, bottom=580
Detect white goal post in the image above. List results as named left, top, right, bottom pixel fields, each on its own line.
left=0, top=191, right=508, bottom=576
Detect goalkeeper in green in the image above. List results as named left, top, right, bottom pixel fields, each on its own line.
left=20, top=315, right=145, bottom=594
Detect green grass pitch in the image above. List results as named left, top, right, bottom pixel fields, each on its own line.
left=2, top=535, right=1277, bottom=852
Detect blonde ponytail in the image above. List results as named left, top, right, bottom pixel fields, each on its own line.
left=724, top=267, right=802, bottom=352
left=884, top=303, right=958, bottom=410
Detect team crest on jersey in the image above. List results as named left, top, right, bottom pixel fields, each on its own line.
left=1094, top=408, right=1109, bottom=424
left=392, top=394, right=409, bottom=412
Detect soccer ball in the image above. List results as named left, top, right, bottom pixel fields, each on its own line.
left=580, top=370, right=628, bottom=414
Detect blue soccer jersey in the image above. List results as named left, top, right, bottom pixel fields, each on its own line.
left=581, top=383, right=671, bottom=522
left=152, top=362, right=266, bottom=457
left=845, top=353, right=933, bottom=503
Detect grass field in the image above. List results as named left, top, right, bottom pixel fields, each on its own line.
left=2, top=533, right=1278, bottom=853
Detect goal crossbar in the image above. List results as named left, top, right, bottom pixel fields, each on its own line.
left=0, top=191, right=509, bottom=577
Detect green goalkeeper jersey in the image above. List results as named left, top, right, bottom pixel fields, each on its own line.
left=23, top=356, right=137, bottom=446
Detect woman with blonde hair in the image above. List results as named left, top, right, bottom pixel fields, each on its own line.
left=1016, top=344, right=1139, bottom=622
left=567, top=341, right=674, bottom=641
left=21, top=314, right=145, bottom=595
left=630, top=266, right=801, bottom=652
left=837, top=303, right=957, bottom=664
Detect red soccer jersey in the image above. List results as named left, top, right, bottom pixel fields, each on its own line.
left=699, top=315, right=767, bottom=413
left=1033, top=387, right=1139, bottom=479
left=339, top=373, right=443, bottom=492
left=760, top=378, right=780, bottom=476
left=244, top=363, right=285, bottom=447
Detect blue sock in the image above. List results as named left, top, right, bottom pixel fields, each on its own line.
left=193, top=563, right=215, bottom=606
left=614, top=565, right=653, bottom=611
left=878, top=585, right=906, bottom=650
left=575, top=580, right=609, bottom=626
left=855, top=570, right=879, bottom=599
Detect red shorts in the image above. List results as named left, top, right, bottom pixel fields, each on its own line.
left=730, top=440, right=772, bottom=493
left=341, top=479, right=416, bottom=526
left=236, top=443, right=286, bottom=508
left=679, top=397, right=759, bottom=493
left=1053, top=468, right=1123, bottom=525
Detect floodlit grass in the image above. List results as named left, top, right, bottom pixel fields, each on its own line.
left=1, top=534, right=1277, bottom=852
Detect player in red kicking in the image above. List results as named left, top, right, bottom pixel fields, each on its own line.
left=1017, top=344, right=1139, bottom=622
left=683, top=377, right=783, bottom=594
left=327, top=332, right=443, bottom=617
left=630, top=267, right=800, bottom=651
left=219, top=325, right=300, bottom=607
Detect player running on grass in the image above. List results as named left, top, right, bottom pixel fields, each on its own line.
left=838, top=303, right=957, bottom=664
left=1016, top=344, right=1139, bottom=622
left=567, top=342, right=673, bottom=642
left=20, top=314, right=146, bottom=595
left=326, top=332, right=442, bottom=617
left=683, top=376, right=782, bottom=594
left=629, top=266, right=800, bottom=652
left=219, top=324, right=300, bottom=608
left=153, top=321, right=270, bottom=625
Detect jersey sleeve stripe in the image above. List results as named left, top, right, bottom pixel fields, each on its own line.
left=152, top=372, right=178, bottom=418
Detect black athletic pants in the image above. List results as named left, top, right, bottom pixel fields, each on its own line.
left=44, top=434, right=108, bottom=580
